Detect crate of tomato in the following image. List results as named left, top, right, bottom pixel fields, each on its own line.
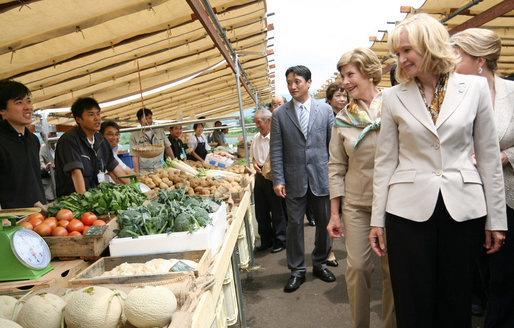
left=19, top=183, right=147, bottom=258
left=21, top=210, right=118, bottom=259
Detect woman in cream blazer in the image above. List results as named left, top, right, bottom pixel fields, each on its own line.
left=452, top=28, right=514, bottom=328
left=369, top=14, right=507, bottom=328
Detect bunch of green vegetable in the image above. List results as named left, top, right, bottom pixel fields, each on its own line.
left=116, top=187, right=221, bottom=238
left=48, top=183, right=147, bottom=218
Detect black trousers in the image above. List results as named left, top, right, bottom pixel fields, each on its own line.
left=254, top=173, right=287, bottom=248
left=485, top=205, right=514, bottom=328
left=386, top=195, right=485, bottom=328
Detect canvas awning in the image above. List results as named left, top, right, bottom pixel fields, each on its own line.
left=315, top=0, right=514, bottom=98
left=0, top=0, right=272, bottom=126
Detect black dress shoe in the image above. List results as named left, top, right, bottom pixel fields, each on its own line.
left=325, top=259, right=338, bottom=267
left=307, top=219, right=316, bottom=226
left=313, top=268, right=336, bottom=282
left=283, top=275, right=305, bottom=293
left=255, top=244, right=271, bottom=252
left=270, top=245, right=285, bottom=253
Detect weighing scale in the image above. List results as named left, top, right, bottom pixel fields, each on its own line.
left=0, top=208, right=54, bottom=281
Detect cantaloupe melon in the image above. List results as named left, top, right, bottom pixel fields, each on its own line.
left=0, top=295, right=19, bottom=320
left=64, top=286, right=123, bottom=328
left=0, top=317, right=23, bottom=328
left=124, top=286, right=177, bottom=328
left=16, top=293, right=65, bottom=328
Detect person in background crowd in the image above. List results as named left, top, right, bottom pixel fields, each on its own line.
left=326, top=81, right=348, bottom=116
left=270, top=65, right=335, bottom=293
left=212, top=120, right=227, bottom=146
left=327, top=48, right=395, bottom=328
left=270, top=95, right=286, bottom=112
left=168, top=125, right=188, bottom=160
left=451, top=28, right=514, bottom=327
left=100, top=120, right=135, bottom=183
left=188, top=123, right=210, bottom=162
left=55, top=98, right=129, bottom=197
left=251, top=108, right=287, bottom=253
left=130, top=108, right=174, bottom=172
left=369, top=14, right=507, bottom=327
left=0, top=79, right=46, bottom=208
left=40, top=131, right=57, bottom=202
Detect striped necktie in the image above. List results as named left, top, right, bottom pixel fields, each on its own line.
left=299, top=104, right=308, bottom=137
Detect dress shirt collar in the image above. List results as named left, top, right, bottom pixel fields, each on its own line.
left=293, top=97, right=311, bottom=112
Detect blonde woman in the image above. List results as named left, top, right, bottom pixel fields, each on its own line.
left=327, top=48, right=395, bottom=328
left=451, top=28, right=514, bottom=328
left=369, top=14, right=507, bottom=327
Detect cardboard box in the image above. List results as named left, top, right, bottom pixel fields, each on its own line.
left=70, top=250, right=210, bottom=286
left=109, top=203, right=226, bottom=257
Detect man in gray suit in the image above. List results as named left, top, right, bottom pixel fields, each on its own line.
left=270, top=65, right=336, bottom=292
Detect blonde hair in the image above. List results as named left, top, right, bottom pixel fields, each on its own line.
left=337, top=47, right=382, bottom=85
left=450, top=28, right=501, bottom=72
left=389, top=13, right=458, bottom=83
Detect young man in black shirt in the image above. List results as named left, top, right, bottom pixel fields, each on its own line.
left=0, top=80, right=46, bottom=208
left=168, top=125, right=188, bottom=160
left=54, top=97, right=128, bottom=196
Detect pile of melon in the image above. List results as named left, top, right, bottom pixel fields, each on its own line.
left=0, top=286, right=177, bottom=328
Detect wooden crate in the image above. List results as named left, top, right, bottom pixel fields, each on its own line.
left=42, top=215, right=119, bottom=258
left=0, top=260, right=88, bottom=296
left=69, top=249, right=211, bottom=286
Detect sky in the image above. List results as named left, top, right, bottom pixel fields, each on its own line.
left=266, top=0, right=425, bottom=99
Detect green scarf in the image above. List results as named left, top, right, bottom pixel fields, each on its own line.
left=334, top=94, right=382, bottom=150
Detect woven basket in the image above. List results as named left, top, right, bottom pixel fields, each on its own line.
left=132, top=144, right=164, bottom=158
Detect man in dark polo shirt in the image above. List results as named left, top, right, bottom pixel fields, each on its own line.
left=0, top=79, right=46, bottom=208
left=54, top=97, right=128, bottom=197
left=168, top=125, right=188, bottom=160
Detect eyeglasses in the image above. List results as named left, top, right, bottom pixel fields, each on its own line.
left=105, top=132, right=120, bottom=137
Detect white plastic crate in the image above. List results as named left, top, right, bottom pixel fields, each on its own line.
left=109, top=203, right=226, bottom=256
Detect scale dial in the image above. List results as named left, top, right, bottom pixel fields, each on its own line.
left=10, top=229, right=51, bottom=270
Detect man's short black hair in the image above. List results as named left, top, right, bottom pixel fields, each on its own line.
left=193, top=123, right=203, bottom=130
left=0, top=79, right=31, bottom=111
left=136, top=108, right=153, bottom=121
left=100, top=120, right=120, bottom=134
left=71, top=97, right=100, bottom=120
left=214, top=120, right=222, bottom=126
left=285, top=65, right=311, bottom=82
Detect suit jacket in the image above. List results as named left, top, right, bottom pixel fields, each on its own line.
left=494, top=75, right=514, bottom=209
left=270, top=98, right=334, bottom=198
left=371, top=73, right=507, bottom=231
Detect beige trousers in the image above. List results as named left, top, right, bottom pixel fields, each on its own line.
left=342, top=201, right=396, bottom=328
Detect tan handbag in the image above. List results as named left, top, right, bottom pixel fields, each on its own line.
left=261, top=153, right=273, bottom=181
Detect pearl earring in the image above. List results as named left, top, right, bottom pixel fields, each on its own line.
left=478, top=67, right=483, bottom=74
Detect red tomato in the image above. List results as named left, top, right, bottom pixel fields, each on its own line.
left=51, top=226, right=68, bottom=236
left=43, top=218, right=57, bottom=230
left=19, top=222, right=33, bottom=230
left=92, top=220, right=106, bottom=226
left=67, top=219, right=84, bottom=233
left=56, top=209, right=74, bottom=221
left=58, top=220, right=70, bottom=228
left=68, top=231, right=82, bottom=236
left=82, top=225, right=90, bottom=235
left=28, top=217, right=43, bottom=228
left=34, top=223, right=52, bottom=236
left=80, top=212, right=97, bottom=226
left=28, top=213, right=44, bottom=221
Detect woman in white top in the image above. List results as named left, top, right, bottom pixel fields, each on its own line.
left=451, top=28, right=514, bottom=328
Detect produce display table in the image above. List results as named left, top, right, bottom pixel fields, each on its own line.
left=192, top=184, right=253, bottom=328
left=0, top=172, right=256, bottom=328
